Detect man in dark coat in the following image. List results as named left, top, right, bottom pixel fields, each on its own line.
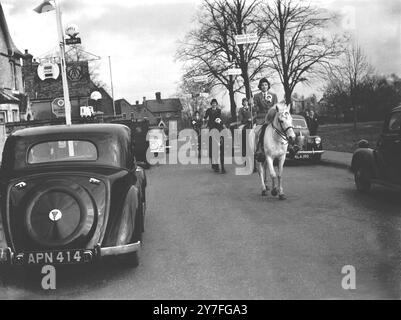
left=204, top=99, right=225, bottom=173
left=309, top=110, right=319, bottom=136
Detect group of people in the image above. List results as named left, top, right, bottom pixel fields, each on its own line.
left=191, top=77, right=299, bottom=173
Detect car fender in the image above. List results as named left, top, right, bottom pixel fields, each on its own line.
left=351, top=148, right=378, bottom=177
left=102, top=185, right=139, bottom=247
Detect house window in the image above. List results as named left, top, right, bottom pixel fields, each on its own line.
left=12, top=110, right=19, bottom=122
left=0, top=111, right=7, bottom=124
left=10, top=61, right=18, bottom=91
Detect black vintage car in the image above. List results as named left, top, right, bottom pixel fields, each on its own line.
left=352, top=106, right=401, bottom=192
left=287, top=115, right=324, bottom=161
left=0, top=124, right=146, bottom=268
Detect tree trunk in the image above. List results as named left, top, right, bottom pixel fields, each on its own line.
left=228, top=79, right=237, bottom=121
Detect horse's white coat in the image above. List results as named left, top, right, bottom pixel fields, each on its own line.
left=251, top=104, right=296, bottom=199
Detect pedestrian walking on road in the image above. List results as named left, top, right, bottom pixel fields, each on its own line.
left=204, top=99, right=223, bottom=172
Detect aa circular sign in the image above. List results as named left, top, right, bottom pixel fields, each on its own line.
left=52, top=98, right=65, bottom=118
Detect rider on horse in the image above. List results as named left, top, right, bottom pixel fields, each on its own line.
left=254, top=78, right=278, bottom=162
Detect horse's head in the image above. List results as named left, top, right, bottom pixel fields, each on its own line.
left=275, top=103, right=296, bottom=143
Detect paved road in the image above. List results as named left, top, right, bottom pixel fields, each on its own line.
left=1, top=162, right=401, bottom=299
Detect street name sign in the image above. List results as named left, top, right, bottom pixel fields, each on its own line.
left=193, top=75, right=209, bottom=83
left=66, top=37, right=82, bottom=45
left=235, top=33, right=258, bottom=45
left=226, top=68, right=242, bottom=76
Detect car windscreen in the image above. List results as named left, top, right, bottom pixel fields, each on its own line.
left=28, top=140, right=98, bottom=164
left=293, top=119, right=307, bottom=129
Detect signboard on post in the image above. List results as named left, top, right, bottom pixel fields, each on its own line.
left=52, top=98, right=66, bottom=118
left=37, top=62, right=60, bottom=81
left=235, top=33, right=258, bottom=45
left=193, top=75, right=209, bottom=83
left=66, top=37, right=81, bottom=45
left=225, top=68, right=242, bottom=76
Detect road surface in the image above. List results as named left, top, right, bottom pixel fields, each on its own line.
left=1, top=162, right=401, bottom=299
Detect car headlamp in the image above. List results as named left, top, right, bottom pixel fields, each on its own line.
left=315, top=137, right=321, bottom=145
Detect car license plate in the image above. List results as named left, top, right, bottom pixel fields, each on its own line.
left=295, top=154, right=310, bottom=159
left=23, top=250, right=85, bottom=265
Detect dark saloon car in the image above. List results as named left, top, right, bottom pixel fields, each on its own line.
left=352, top=106, right=401, bottom=192
left=0, top=124, right=146, bottom=268
left=287, top=115, right=324, bottom=161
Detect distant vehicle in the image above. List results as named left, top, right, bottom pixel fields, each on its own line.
left=287, top=115, right=324, bottom=162
left=0, top=124, right=147, bottom=268
left=352, top=106, right=401, bottom=192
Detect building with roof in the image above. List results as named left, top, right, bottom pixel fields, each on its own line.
left=145, top=92, right=183, bottom=123
left=116, top=98, right=158, bottom=125
left=22, top=52, right=114, bottom=121
left=0, top=3, right=27, bottom=123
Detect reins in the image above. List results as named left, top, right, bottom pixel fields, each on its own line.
left=270, top=118, right=293, bottom=143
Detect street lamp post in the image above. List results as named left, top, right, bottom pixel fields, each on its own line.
left=34, top=0, right=72, bottom=126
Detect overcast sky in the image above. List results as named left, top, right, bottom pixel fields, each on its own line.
left=2, top=0, right=400, bottom=103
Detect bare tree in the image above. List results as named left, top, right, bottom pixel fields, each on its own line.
left=260, top=0, right=344, bottom=107
left=176, top=0, right=271, bottom=121
left=326, top=41, right=374, bottom=128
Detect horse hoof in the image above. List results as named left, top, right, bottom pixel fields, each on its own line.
left=261, top=190, right=267, bottom=196
left=271, top=189, right=278, bottom=197
left=279, top=194, right=287, bottom=201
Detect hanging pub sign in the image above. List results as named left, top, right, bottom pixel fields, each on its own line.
left=67, top=64, right=83, bottom=81
left=37, top=62, right=60, bottom=81
left=65, top=24, right=82, bottom=45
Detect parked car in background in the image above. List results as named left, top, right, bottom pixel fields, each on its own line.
left=0, top=124, right=146, bottom=269
left=287, top=115, right=324, bottom=162
left=352, top=106, right=401, bottom=192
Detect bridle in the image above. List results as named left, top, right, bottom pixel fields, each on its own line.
left=271, top=114, right=294, bottom=143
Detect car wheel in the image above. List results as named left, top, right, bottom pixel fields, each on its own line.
left=355, top=166, right=371, bottom=193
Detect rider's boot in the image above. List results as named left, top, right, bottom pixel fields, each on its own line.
left=255, top=124, right=267, bottom=163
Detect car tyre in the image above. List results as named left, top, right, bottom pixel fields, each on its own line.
left=355, top=165, right=371, bottom=193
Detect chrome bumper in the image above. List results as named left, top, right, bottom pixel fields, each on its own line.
left=287, top=150, right=325, bottom=156
left=0, top=242, right=141, bottom=266
left=100, top=242, right=141, bottom=257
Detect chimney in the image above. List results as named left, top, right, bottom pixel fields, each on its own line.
left=155, top=92, right=161, bottom=102
left=23, top=49, right=34, bottom=66
left=136, top=101, right=139, bottom=105
left=143, top=97, right=147, bottom=107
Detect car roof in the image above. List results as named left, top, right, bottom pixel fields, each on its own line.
left=11, top=123, right=129, bottom=138
left=4, top=124, right=132, bottom=171
left=292, top=114, right=306, bottom=120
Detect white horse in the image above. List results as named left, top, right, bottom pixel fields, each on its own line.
left=249, top=103, right=296, bottom=200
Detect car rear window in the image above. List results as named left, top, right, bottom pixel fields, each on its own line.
left=28, top=140, right=97, bottom=164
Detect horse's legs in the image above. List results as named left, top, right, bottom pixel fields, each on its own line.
left=277, top=155, right=286, bottom=200
left=266, top=157, right=278, bottom=196
left=259, top=161, right=268, bottom=196
left=263, top=161, right=269, bottom=191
